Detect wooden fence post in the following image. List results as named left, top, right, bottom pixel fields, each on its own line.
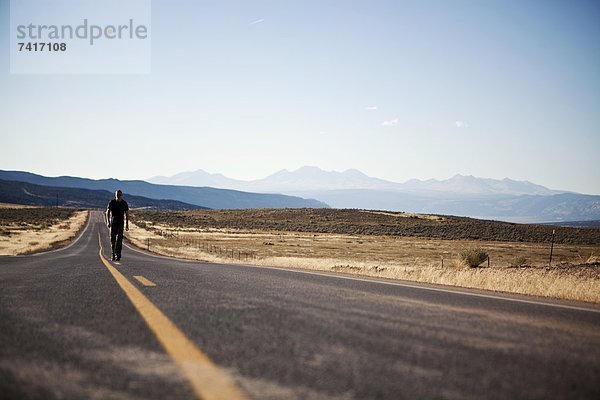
left=549, top=229, right=555, bottom=267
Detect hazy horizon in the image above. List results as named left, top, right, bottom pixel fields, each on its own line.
left=1, top=0, right=599, bottom=194
left=147, top=165, right=569, bottom=190
left=2, top=164, right=585, bottom=195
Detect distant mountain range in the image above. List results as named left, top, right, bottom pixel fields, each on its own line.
left=0, top=170, right=328, bottom=210
left=149, top=166, right=561, bottom=196
left=148, top=166, right=600, bottom=223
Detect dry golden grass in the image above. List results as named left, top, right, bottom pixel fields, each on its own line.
left=359, top=210, right=445, bottom=221
left=0, top=203, right=38, bottom=209
left=128, top=219, right=600, bottom=303
left=0, top=210, right=89, bottom=255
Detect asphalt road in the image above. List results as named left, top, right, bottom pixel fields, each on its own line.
left=1, top=211, right=599, bottom=400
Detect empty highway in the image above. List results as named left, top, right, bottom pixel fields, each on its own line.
left=1, top=211, right=599, bottom=399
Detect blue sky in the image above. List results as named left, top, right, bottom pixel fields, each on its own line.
left=1, top=0, right=599, bottom=194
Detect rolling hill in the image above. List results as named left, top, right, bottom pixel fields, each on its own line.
left=0, top=179, right=204, bottom=210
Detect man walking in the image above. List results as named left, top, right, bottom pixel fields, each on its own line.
left=106, top=190, right=129, bottom=261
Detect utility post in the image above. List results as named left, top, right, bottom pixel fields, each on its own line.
left=549, top=229, right=556, bottom=267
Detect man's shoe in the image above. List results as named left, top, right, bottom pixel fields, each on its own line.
left=116, top=257, right=121, bottom=261
left=111, top=254, right=116, bottom=261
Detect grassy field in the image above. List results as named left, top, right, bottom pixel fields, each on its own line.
left=0, top=206, right=89, bottom=255
left=128, top=209, right=600, bottom=303
left=134, top=208, right=600, bottom=244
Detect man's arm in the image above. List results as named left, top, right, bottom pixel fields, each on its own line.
left=105, top=206, right=111, bottom=227
left=125, top=210, right=129, bottom=231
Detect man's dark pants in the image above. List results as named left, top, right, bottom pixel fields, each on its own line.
left=110, top=222, right=125, bottom=259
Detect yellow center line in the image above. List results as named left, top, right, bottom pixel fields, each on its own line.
left=133, top=275, right=157, bottom=287
left=97, top=233, right=248, bottom=400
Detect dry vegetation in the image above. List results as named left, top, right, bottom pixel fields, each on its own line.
left=0, top=206, right=89, bottom=255
left=133, top=208, right=600, bottom=244
left=128, top=209, right=600, bottom=303
left=0, top=203, right=38, bottom=209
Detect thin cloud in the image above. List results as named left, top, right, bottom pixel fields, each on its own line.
left=249, top=18, right=265, bottom=25
left=454, top=120, right=470, bottom=128
left=366, top=106, right=377, bottom=110
left=381, top=119, right=399, bottom=127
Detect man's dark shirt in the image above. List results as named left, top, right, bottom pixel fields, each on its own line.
left=107, top=199, right=129, bottom=225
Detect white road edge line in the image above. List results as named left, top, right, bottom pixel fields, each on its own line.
left=123, top=237, right=600, bottom=314
left=259, top=265, right=600, bottom=314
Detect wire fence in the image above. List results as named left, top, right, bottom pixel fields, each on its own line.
left=145, top=230, right=258, bottom=262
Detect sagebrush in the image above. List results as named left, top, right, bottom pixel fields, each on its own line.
left=460, top=247, right=489, bottom=268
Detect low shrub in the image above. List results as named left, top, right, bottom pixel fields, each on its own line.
left=459, top=247, right=489, bottom=268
